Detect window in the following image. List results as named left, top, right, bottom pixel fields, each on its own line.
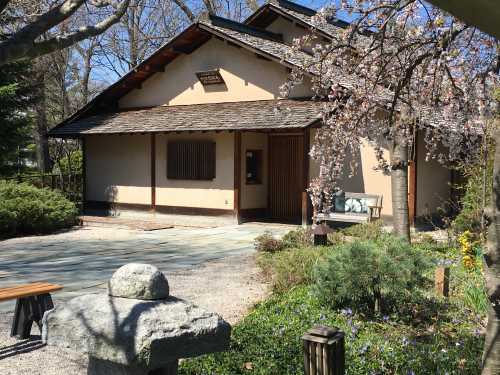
left=167, top=141, right=216, bottom=180
left=246, top=149, right=262, bottom=184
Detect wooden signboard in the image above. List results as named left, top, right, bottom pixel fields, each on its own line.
left=196, top=69, right=225, bottom=85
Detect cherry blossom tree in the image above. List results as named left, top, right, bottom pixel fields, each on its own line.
left=282, top=1, right=498, bottom=371
left=282, top=0, right=498, bottom=239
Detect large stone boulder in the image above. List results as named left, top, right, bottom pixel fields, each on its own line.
left=42, top=263, right=231, bottom=374
left=108, top=263, right=169, bottom=300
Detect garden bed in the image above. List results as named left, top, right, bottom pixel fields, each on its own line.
left=180, top=225, right=486, bottom=374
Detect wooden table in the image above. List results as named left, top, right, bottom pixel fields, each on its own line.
left=0, top=282, right=63, bottom=339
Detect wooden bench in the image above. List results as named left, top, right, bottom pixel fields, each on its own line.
left=0, top=282, right=63, bottom=339
left=315, top=192, right=383, bottom=224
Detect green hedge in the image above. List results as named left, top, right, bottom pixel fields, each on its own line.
left=0, top=181, right=78, bottom=238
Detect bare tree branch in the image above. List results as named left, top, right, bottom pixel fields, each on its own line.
left=0, top=0, right=130, bottom=65
left=171, top=0, right=195, bottom=22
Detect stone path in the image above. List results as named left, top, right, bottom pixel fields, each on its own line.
left=0, top=222, right=295, bottom=313
left=0, top=253, right=273, bottom=375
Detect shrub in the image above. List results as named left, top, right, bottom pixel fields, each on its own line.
left=0, top=181, right=78, bottom=238
left=341, top=220, right=385, bottom=241
left=254, top=231, right=284, bottom=253
left=257, top=246, right=331, bottom=292
left=313, top=235, right=430, bottom=313
left=281, top=227, right=313, bottom=248
left=254, top=227, right=314, bottom=253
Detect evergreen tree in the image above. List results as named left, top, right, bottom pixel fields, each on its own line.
left=0, top=61, right=34, bottom=176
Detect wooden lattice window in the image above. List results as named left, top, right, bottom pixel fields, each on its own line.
left=167, top=141, right=216, bottom=180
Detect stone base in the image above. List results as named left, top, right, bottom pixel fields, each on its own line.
left=88, top=357, right=178, bottom=375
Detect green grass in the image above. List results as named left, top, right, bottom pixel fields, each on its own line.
left=180, top=285, right=484, bottom=374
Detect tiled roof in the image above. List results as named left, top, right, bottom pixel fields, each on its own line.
left=200, top=16, right=311, bottom=69
left=49, top=100, right=324, bottom=136
left=267, top=0, right=348, bottom=39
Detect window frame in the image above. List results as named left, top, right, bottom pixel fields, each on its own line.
left=167, top=140, right=216, bottom=181
left=245, top=149, right=263, bottom=185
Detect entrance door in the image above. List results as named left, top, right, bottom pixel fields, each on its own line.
left=268, top=135, right=304, bottom=222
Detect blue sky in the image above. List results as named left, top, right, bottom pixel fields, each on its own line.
left=91, top=0, right=346, bottom=85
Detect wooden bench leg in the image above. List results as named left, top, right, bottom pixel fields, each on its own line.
left=11, top=293, right=54, bottom=339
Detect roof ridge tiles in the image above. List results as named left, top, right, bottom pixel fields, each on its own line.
left=207, top=14, right=284, bottom=43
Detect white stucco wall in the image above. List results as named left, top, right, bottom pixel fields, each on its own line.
left=240, top=132, right=268, bottom=209
left=308, top=129, right=393, bottom=218
left=118, top=37, right=312, bottom=108
left=155, top=132, right=235, bottom=210
left=415, top=133, right=451, bottom=217
left=85, top=135, right=151, bottom=205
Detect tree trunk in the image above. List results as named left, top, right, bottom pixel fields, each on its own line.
left=391, top=131, right=410, bottom=241
left=482, top=123, right=500, bottom=375
left=33, top=67, right=51, bottom=173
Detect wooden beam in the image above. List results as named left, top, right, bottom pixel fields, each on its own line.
left=255, top=54, right=271, bottom=61
left=408, top=135, right=418, bottom=225
left=302, top=127, right=310, bottom=226
left=151, top=133, right=156, bottom=210
left=142, top=64, right=165, bottom=73
left=81, top=137, right=87, bottom=212
left=234, top=131, right=242, bottom=223
left=122, top=81, right=142, bottom=90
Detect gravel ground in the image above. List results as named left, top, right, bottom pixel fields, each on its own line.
left=0, top=254, right=269, bottom=375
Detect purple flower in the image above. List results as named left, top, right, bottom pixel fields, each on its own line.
left=351, top=325, right=359, bottom=335
left=359, top=343, right=369, bottom=354
left=406, top=370, right=415, bottom=375
left=341, top=308, right=353, bottom=316
left=382, top=315, right=390, bottom=322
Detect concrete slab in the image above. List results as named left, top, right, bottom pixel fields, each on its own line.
left=0, top=223, right=296, bottom=313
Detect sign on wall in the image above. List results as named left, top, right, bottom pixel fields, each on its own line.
left=195, top=69, right=225, bottom=86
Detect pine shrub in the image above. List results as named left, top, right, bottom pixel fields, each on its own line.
left=313, top=234, right=430, bottom=313
left=0, top=181, right=78, bottom=238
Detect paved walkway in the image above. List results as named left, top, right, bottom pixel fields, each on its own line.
left=0, top=223, right=295, bottom=312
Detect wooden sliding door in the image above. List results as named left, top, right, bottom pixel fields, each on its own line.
left=268, top=135, right=304, bottom=222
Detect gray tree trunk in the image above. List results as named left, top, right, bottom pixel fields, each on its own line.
left=390, top=132, right=410, bottom=241
left=482, top=123, right=500, bottom=374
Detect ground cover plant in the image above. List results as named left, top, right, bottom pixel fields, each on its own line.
left=180, top=226, right=486, bottom=374
left=0, top=181, right=78, bottom=238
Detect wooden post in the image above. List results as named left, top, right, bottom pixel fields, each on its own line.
left=408, top=134, right=418, bottom=225
left=435, top=266, right=450, bottom=297
left=302, top=128, right=310, bottom=226
left=81, top=138, right=87, bottom=212
left=234, top=131, right=241, bottom=223
left=303, top=325, right=345, bottom=375
left=151, top=133, right=156, bottom=211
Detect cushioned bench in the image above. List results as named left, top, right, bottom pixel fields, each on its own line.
left=0, top=282, right=63, bottom=339
left=315, top=192, right=383, bottom=224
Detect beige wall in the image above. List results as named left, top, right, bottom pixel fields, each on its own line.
left=119, top=37, right=312, bottom=109
left=85, top=135, right=151, bottom=205
left=240, top=132, right=268, bottom=209
left=307, top=129, right=453, bottom=220
left=155, top=132, right=235, bottom=210
left=308, top=129, right=393, bottom=217
left=415, top=133, right=451, bottom=217
left=266, top=16, right=326, bottom=54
